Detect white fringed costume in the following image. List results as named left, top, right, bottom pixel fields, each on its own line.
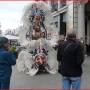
left=17, top=1, right=59, bottom=76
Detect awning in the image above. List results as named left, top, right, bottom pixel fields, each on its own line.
left=3, top=35, right=19, bottom=40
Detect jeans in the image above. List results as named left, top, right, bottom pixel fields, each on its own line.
left=62, top=76, right=81, bottom=90
left=0, top=80, right=10, bottom=90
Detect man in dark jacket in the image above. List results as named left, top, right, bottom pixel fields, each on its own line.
left=57, top=32, right=84, bottom=90
left=0, top=37, right=16, bottom=90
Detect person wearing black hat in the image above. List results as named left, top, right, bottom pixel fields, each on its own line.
left=0, top=37, right=16, bottom=90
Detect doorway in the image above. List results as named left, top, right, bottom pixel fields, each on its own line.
left=85, top=3, right=90, bottom=55
left=59, top=12, right=66, bottom=36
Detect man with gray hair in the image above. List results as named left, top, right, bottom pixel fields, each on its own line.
left=57, top=31, right=84, bottom=90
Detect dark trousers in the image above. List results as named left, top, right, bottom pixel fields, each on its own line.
left=0, top=80, right=10, bottom=90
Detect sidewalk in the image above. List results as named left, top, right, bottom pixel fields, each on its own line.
left=81, top=56, right=90, bottom=88
left=10, top=56, right=90, bottom=89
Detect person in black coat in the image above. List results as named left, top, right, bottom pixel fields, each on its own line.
left=57, top=32, right=84, bottom=90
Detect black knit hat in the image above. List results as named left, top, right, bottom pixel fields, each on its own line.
left=0, top=37, right=8, bottom=47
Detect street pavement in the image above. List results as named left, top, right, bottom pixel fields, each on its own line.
left=10, top=56, right=90, bottom=89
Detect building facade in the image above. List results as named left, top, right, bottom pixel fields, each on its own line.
left=70, top=1, right=90, bottom=45
left=49, top=0, right=75, bottom=36
left=49, top=0, right=90, bottom=45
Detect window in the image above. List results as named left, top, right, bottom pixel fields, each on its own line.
left=51, top=0, right=58, bottom=12
left=55, top=22, right=58, bottom=28
left=60, top=0, right=66, bottom=8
